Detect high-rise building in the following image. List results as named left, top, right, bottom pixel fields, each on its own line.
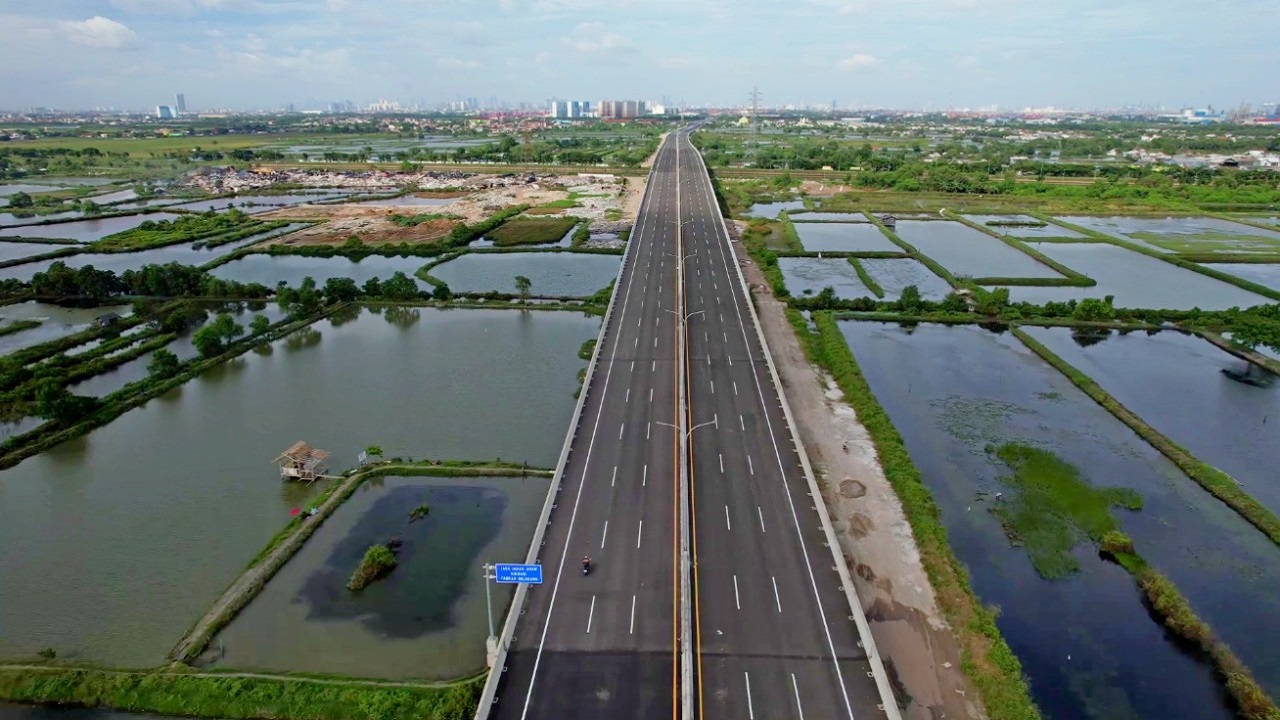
left=549, top=99, right=571, bottom=119
left=156, top=105, right=176, bottom=119
left=599, top=100, right=645, bottom=119
left=175, top=93, right=187, bottom=114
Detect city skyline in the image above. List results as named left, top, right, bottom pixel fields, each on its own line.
left=0, top=0, right=1275, bottom=112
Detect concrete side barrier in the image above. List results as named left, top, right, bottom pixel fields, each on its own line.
left=689, top=141, right=904, bottom=720
left=474, top=158, right=660, bottom=720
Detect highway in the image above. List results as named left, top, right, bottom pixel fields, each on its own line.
left=490, top=133, right=684, bottom=720
left=676, top=131, right=888, bottom=719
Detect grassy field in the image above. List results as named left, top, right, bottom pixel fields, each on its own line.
left=486, top=217, right=579, bottom=247
left=1127, top=230, right=1280, bottom=254
left=0, top=666, right=482, bottom=720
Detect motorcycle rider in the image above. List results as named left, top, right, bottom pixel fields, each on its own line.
left=582, top=555, right=591, bottom=572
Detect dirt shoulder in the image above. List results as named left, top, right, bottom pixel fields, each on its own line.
left=731, top=223, right=982, bottom=720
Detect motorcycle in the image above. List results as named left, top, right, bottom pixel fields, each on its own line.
left=582, top=559, right=591, bottom=576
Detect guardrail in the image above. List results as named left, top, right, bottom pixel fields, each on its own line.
left=688, top=135, right=905, bottom=720
left=473, top=147, right=663, bottom=720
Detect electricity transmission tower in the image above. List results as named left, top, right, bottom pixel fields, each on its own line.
left=746, top=86, right=762, bottom=167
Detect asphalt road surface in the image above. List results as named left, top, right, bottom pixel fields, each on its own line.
left=676, top=131, right=887, bottom=720
left=490, top=129, right=887, bottom=720
left=491, top=133, right=684, bottom=720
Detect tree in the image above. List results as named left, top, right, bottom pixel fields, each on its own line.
left=34, top=378, right=99, bottom=424
left=1073, top=297, right=1116, bottom=322
left=432, top=282, right=453, bottom=301
left=897, top=285, right=923, bottom=314
left=249, top=314, right=271, bottom=336
left=192, top=313, right=245, bottom=357
left=8, top=191, right=33, bottom=209
left=380, top=272, right=420, bottom=301
left=362, top=277, right=383, bottom=297
left=324, top=277, right=361, bottom=303
left=1229, top=317, right=1280, bottom=379
left=146, top=348, right=181, bottom=378
left=514, top=275, right=532, bottom=303
left=277, top=276, right=323, bottom=318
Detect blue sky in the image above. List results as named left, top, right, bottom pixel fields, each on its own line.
left=0, top=0, right=1275, bottom=111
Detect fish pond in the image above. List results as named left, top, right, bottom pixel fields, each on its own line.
left=0, top=225, right=307, bottom=282
left=788, top=212, right=867, bottom=222
left=0, top=302, right=131, bottom=357
left=0, top=214, right=184, bottom=244
left=963, top=215, right=1086, bottom=239
left=210, top=474, right=547, bottom=679
left=744, top=200, right=806, bottom=218
left=1053, top=216, right=1280, bottom=254
left=1199, top=262, right=1280, bottom=293
left=841, top=321, right=1280, bottom=718
left=0, top=307, right=598, bottom=667
left=0, top=242, right=64, bottom=264
left=69, top=303, right=291, bottom=398
left=429, top=252, right=620, bottom=297
left=859, top=258, right=953, bottom=300
left=1022, top=327, right=1280, bottom=518
left=777, top=257, right=874, bottom=299
left=893, top=220, right=1063, bottom=278
left=1006, top=243, right=1273, bottom=310
left=210, top=253, right=430, bottom=289
left=792, top=222, right=901, bottom=253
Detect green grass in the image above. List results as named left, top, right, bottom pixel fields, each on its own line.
left=578, top=338, right=597, bottom=360
left=990, top=443, right=1142, bottom=579
left=347, top=544, right=397, bottom=591
left=0, top=666, right=482, bottom=720
left=2, top=133, right=322, bottom=156
left=483, top=217, right=577, bottom=247
left=0, top=319, right=40, bottom=338
left=93, top=212, right=263, bottom=252
left=1013, top=328, right=1280, bottom=549
left=847, top=257, right=885, bottom=298
left=799, top=310, right=1040, bottom=720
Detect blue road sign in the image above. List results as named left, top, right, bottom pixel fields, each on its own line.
left=494, top=563, right=543, bottom=584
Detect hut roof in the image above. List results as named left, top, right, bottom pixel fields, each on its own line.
left=274, top=441, right=331, bottom=464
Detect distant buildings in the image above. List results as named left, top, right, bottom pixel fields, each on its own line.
left=599, top=100, right=645, bottom=119
left=155, top=105, right=177, bottom=119
left=175, top=93, right=187, bottom=114
left=549, top=99, right=592, bottom=119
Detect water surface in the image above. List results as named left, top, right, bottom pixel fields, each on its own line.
left=1200, top=263, right=1280, bottom=292
left=212, top=475, right=548, bottom=679
left=793, top=223, right=900, bottom=253
left=965, top=215, right=1085, bottom=239
left=0, top=302, right=131, bottom=357
left=778, top=257, right=873, bottom=299
left=1023, top=327, right=1280, bottom=518
left=211, top=254, right=430, bottom=289
left=1005, top=243, right=1273, bottom=310
left=430, top=252, right=620, bottom=297
left=744, top=201, right=805, bottom=218
left=0, top=214, right=183, bottom=243
left=842, top=321, right=1280, bottom=717
left=894, top=220, right=1062, bottom=278
left=0, top=307, right=598, bottom=666
left=1055, top=216, right=1280, bottom=254
left=860, top=258, right=953, bottom=300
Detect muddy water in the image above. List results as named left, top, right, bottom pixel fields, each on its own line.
left=1023, top=327, right=1280, bottom=519
left=211, top=475, right=547, bottom=679
left=840, top=321, right=1280, bottom=720
left=893, top=220, right=1063, bottom=278
left=860, top=259, right=952, bottom=300
left=793, top=222, right=901, bottom=253
left=0, top=214, right=183, bottom=243
left=0, top=302, right=132, bottom=357
left=778, top=257, right=873, bottom=298
left=210, top=254, right=431, bottom=289
left=0, top=307, right=597, bottom=667
left=0, top=225, right=307, bottom=281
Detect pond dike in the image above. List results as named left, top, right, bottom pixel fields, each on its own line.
left=169, top=462, right=552, bottom=665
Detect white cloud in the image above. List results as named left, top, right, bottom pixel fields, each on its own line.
left=59, top=17, right=138, bottom=49
left=438, top=57, right=481, bottom=69
left=954, top=54, right=979, bottom=68
left=839, top=52, right=879, bottom=70
left=561, top=22, right=634, bottom=53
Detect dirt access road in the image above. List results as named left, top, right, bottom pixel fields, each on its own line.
left=732, top=225, right=982, bottom=720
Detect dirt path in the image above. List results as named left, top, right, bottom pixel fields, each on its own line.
left=732, top=226, right=982, bottom=720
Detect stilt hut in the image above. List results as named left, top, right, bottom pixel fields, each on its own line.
left=274, top=441, right=331, bottom=483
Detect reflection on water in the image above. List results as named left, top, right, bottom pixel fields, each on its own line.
left=298, top=484, right=504, bottom=636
